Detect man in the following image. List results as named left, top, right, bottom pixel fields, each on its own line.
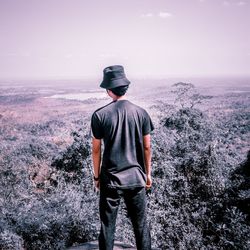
left=91, top=65, right=154, bottom=250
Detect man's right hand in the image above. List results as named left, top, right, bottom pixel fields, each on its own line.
left=146, top=175, right=152, bottom=190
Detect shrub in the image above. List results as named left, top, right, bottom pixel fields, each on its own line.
left=1, top=83, right=249, bottom=249
left=51, top=129, right=91, bottom=181
left=0, top=230, right=24, bottom=250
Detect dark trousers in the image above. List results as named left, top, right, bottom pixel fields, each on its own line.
left=98, top=186, right=151, bottom=250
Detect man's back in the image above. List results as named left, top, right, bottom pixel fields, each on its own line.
left=91, top=65, right=152, bottom=250
left=91, top=100, right=154, bottom=188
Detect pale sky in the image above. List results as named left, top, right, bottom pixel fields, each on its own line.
left=0, top=0, right=249, bottom=79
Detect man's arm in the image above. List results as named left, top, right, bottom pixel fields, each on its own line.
left=143, top=134, right=152, bottom=189
left=92, top=137, right=102, bottom=189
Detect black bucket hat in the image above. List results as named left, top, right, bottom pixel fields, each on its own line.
left=100, top=65, right=130, bottom=89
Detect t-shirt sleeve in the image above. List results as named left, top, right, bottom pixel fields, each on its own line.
left=91, top=112, right=104, bottom=139
left=142, top=111, right=154, bottom=136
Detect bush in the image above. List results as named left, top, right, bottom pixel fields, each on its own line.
left=0, top=230, right=24, bottom=250
left=1, top=83, right=249, bottom=249
left=11, top=183, right=99, bottom=250
left=51, top=129, right=91, bottom=181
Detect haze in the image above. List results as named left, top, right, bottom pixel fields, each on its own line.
left=0, top=0, right=249, bottom=80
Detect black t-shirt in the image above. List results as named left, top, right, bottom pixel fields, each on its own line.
left=91, top=100, right=154, bottom=188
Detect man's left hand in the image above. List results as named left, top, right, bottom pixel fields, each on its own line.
left=94, top=180, right=100, bottom=190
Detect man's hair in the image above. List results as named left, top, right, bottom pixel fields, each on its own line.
left=109, top=85, right=129, bottom=97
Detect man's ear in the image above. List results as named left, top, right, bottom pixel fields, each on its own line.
left=107, top=89, right=114, bottom=97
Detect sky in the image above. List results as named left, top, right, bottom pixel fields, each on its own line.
left=0, top=0, right=250, bottom=80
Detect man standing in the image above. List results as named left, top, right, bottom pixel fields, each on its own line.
left=91, top=65, right=154, bottom=250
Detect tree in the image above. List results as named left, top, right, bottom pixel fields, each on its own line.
left=171, top=82, right=212, bottom=108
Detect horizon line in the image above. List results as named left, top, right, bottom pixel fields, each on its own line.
left=1, top=74, right=250, bottom=82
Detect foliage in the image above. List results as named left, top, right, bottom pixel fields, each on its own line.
left=146, top=83, right=250, bottom=249
left=13, top=183, right=99, bottom=250
left=0, top=230, right=24, bottom=250
left=51, top=127, right=92, bottom=183
left=227, top=151, right=250, bottom=218
left=0, top=83, right=249, bottom=249
left=171, top=82, right=212, bottom=109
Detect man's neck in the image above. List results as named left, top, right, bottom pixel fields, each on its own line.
left=113, top=95, right=126, bottom=101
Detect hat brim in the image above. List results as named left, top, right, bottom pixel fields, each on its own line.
left=100, top=77, right=130, bottom=89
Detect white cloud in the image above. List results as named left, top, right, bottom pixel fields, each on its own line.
left=7, top=52, right=30, bottom=57
left=140, top=12, right=173, bottom=19
left=7, top=53, right=18, bottom=57
left=100, top=53, right=117, bottom=58
left=22, top=52, right=31, bottom=57
left=158, top=12, right=173, bottom=18
left=237, top=1, right=246, bottom=6
left=64, top=53, right=73, bottom=59
left=223, top=1, right=230, bottom=6
left=223, top=1, right=246, bottom=6
left=140, top=13, right=154, bottom=18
